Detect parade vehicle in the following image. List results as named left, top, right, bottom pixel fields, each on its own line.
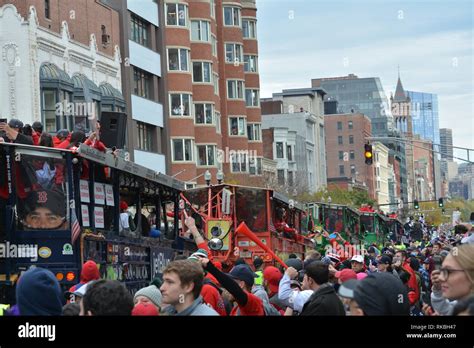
left=181, top=184, right=314, bottom=268
left=0, top=142, right=192, bottom=303
left=305, top=202, right=402, bottom=246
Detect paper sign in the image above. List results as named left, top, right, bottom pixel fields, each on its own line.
left=94, top=206, right=105, bottom=229
left=94, top=183, right=105, bottom=205
left=105, top=184, right=114, bottom=206
left=80, top=180, right=90, bottom=203
left=81, top=205, right=90, bottom=227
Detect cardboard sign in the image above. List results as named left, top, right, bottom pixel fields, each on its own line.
left=94, top=183, right=105, bottom=205
left=105, top=184, right=114, bottom=206
left=94, top=206, right=105, bottom=228
left=80, top=180, right=90, bottom=203
left=81, top=205, right=90, bottom=227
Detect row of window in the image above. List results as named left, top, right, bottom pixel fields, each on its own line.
left=277, top=170, right=296, bottom=187
left=338, top=150, right=356, bottom=161
left=338, top=164, right=357, bottom=176
left=133, top=65, right=259, bottom=106
left=167, top=47, right=258, bottom=72
left=170, top=139, right=262, bottom=174
left=165, top=4, right=257, bottom=38
left=275, top=142, right=294, bottom=161
left=337, top=120, right=354, bottom=130
left=337, top=135, right=354, bottom=145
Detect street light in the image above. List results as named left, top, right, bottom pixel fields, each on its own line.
left=204, top=170, right=212, bottom=186
left=327, top=196, right=332, bottom=204
left=216, top=170, right=224, bottom=184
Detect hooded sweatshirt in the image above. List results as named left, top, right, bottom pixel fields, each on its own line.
left=16, top=268, right=64, bottom=315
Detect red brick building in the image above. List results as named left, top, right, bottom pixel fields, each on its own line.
left=325, top=113, right=375, bottom=199
left=165, top=0, right=263, bottom=187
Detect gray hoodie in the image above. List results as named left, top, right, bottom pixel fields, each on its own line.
left=430, top=287, right=456, bottom=316
left=170, top=296, right=219, bottom=316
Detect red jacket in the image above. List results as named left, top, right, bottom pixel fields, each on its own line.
left=32, top=131, right=40, bottom=145
left=403, top=261, right=420, bottom=302
left=201, top=283, right=226, bottom=316
left=84, top=138, right=107, bottom=152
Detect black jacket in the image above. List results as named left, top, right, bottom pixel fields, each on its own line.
left=300, top=284, right=346, bottom=316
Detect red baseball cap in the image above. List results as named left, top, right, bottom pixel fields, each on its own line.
left=335, top=269, right=357, bottom=283
left=263, top=266, right=282, bottom=294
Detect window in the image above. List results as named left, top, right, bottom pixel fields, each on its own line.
left=348, top=121, right=353, bottom=129
left=197, top=145, right=216, bottom=166
left=276, top=142, right=284, bottom=159
left=191, top=20, right=210, bottom=42
left=170, top=93, right=191, bottom=116
left=210, top=0, right=216, bottom=18
left=166, top=3, right=187, bottom=26
left=244, top=55, right=258, bottom=72
left=350, top=150, right=355, bottom=160
left=339, top=165, right=345, bottom=176
left=172, top=138, right=194, bottom=162
left=338, top=136, right=343, bottom=145
left=185, top=183, right=196, bottom=189
left=245, top=89, right=259, bottom=107
left=225, top=43, right=243, bottom=64
left=287, top=145, right=293, bottom=161
left=277, top=170, right=285, bottom=185
left=349, top=135, right=354, bottom=144
left=337, top=121, right=342, bottom=131
left=130, top=14, right=149, bottom=47
left=215, top=111, right=221, bottom=133
left=211, top=36, right=217, bottom=56
left=213, top=73, right=219, bottom=95
left=339, top=151, right=344, bottom=161
left=193, top=62, right=212, bottom=83
left=137, top=122, right=153, bottom=151
left=351, top=164, right=356, bottom=175
left=133, top=67, right=152, bottom=99
left=231, top=152, right=247, bottom=173
left=242, top=19, right=256, bottom=38
left=195, top=103, right=214, bottom=124
left=249, top=157, right=262, bottom=175
left=227, top=80, right=244, bottom=99
left=229, top=117, right=246, bottom=136
left=45, top=0, right=50, bottom=19
left=224, top=6, right=240, bottom=26
left=288, top=171, right=294, bottom=186
left=168, top=48, right=189, bottom=72
left=247, top=123, right=261, bottom=141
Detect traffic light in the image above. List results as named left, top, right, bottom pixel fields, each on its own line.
left=364, top=143, right=373, bottom=165
left=438, top=198, right=444, bottom=208
left=414, top=200, right=419, bottom=210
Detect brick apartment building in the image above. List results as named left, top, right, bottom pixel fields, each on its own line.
left=325, top=113, right=375, bottom=199
left=165, top=0, right=263, bottom=187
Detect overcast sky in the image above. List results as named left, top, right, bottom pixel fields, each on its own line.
left=256, top=0, right=473, bottom=160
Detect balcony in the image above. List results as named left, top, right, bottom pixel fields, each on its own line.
left=129, top=40, right=161, bottom=77
left=134, top=150, right=166, bottom=173
left=127, top=0, right=159, bottom=27
left=131, top=95, right=163, bottom=127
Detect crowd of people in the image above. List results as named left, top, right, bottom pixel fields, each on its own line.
left=0, top=119, right=106, bottom=152
left=3, top=209, right=473, bottom=317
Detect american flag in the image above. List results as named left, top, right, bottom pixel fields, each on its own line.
left=269, top=219, right=277, bottom=233
left=71, top=208, right=82, bottom=244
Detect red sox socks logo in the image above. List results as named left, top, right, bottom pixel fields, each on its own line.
left=37, top=191, right=48, bottom=204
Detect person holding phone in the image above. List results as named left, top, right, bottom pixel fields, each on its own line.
left=0, top=119, right=33, bottom=145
